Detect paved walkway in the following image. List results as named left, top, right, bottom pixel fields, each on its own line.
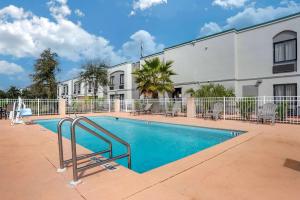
left=0, top=113, right=300, bottom=200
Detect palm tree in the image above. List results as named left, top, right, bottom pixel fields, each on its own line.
left=80, top=60, right=109, bottom=100
left=31, top=48, right=60, bottom=98
left=186, top=84, right=235, bottom=97
left=132, top=58, right=176, bottom=99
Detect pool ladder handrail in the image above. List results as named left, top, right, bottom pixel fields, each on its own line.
left=57, top=116, right=131, bottom=185
left=57, top=117, right=113, bottom=172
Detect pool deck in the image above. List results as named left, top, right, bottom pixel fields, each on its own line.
left=1, top=113, right=300, bottom=200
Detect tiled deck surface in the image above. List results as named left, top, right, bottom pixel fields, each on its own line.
left=1, top=113, right=300, bottom=200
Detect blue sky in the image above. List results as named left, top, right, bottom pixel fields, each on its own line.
left=0, top=0, right=300, bottom=90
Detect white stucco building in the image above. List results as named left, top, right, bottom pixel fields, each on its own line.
left=57, top=62, right=140, bottom=101
left=141, top=12, right=299, bottom=98
left=58, top=12, right=300, bottom=100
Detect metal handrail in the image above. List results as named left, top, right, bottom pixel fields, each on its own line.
left=57, top=117, right=113, bottom=171
left=70, top=116, right=131, bottom=184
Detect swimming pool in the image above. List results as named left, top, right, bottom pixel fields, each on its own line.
left=36, top=117, right=240, bottom=173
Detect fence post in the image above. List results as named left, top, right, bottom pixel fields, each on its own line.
left=223, top=97, right=226, bottom=120
left=187, top=97, right=196, bottom=118
left=108, top=99, right=111, bottom=112
left=59, top=99, right=66, bottom=117
left=114, top=99, right=120, bottom=112
left=37, top=99, right=40, bottom=116
left=90, top=99, right=93, bottom=113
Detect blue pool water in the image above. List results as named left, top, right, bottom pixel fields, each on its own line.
left=36, top=117, right=238, bottom=173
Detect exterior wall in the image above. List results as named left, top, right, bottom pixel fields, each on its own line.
left=107, top=62, right=138, bottom=99
left=58, top=14, right=300, bottom=99
left=236, top=76, right=300, bottom=97
left=165, top=32, right=236, bottom=87
left=236, top=16, right=300, bottom=96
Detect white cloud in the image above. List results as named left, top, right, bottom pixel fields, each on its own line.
left=200, top=1, right=300, bottom=36
left=47, top=0, right=71, bottom=20
left=121, top=30, right=164, bottom=60
left=212, top=0, right=248, bottom=9
left=0, top=1, right=165, bottom=65
left=74, top=9, right=85, bottom=17
left=0, top=4, right=123, bottom=64
left=130, top=0, right=167, bottom=15
left=0, top=60, right=24, bottom=75
left=200, top=22, right=222, bottom=36
left=224, top=1, right=300, bottom=29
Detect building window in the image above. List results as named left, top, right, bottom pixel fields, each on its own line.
left=119, top=74, right=124, bottom=89
left=77, top=82, right=81, bottom=94
left=274, top=39, right=297, bottom=63
left=74, top=82, right=81, bottom=94
left=63, top=84, right=68, bottom=95
left=273, top=83, right=297, bottom=116
left=109, top=76, right=114, bottom=90
left=273, top=83, right=297, bottom=97
left=88, top=81, right=92, bottom=93
left=273, top=31, right=297, bottom=74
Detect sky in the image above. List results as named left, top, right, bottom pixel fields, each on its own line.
left=0, top=0, right=300, bottom=90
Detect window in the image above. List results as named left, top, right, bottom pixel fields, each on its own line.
left=88, top=81, right=92, bottom=93
left=273, top=31, right=297, bottom=73
left=63, top=84, right=68, bottom=95
left=77, top=82, right=81, bottom=94
left=274, top=83, right=297, bottom=116
left=274, top=39, right=297, bottom=63
left=74, top=82, right=81, bottom=94
left=110, top=76, right=114, bottom=85
left=109, top=76, right=114, bottom=90
left=119, top=74, right=124, bottom=89
left=274, top=84, right=297, bottom=97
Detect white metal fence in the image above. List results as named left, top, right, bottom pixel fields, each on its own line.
left=0, top=99, right=59, bottom=116
left=1, top=97, right=299, bottom=124
left=66, top=99, right=114, bottom=114
left=120, top=98, right=187, bottom=116
left=195, top=96, right=300, bottom=124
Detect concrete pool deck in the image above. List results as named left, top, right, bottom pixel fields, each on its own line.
left=0, top=113, right=300, bottom=200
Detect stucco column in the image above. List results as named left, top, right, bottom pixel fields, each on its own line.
left=59, top=99, right=66, bottom=117
left=187, top=97, right=196, bottom=118
left=114, top=99, right=121, bottom=113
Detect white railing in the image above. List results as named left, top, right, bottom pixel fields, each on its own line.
left=120, top=98, right=187, bottom=116
left=195, top=96, right=300, bottom=124
left=66, top=99, right=114, bottom=114
left=0, top=99, right=59, bottom=116
left=1, top=97, right=299, bottom=124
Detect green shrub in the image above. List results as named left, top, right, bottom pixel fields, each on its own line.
left=239, top=98, right=256, bottom=120
left=276, top=102, right=288, bottom=120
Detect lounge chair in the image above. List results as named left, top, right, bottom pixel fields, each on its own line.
left=165, top=102, right=181, bottom=117
left=257, top=103, right=277, bottom=124
left=141, top=103, right=153, bottom=114
left=130, top=102, right=143, bottom=115
left=5, top=104, right=14, bottom=120
left=203, top=102, right=223, bottom=120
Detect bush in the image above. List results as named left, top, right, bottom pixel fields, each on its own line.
left=239, top=98, right=256, bottom=120
left=276, top=102, right=288, bottom=120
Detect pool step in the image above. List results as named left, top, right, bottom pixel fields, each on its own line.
left=90, top=157, right=118, bottom=171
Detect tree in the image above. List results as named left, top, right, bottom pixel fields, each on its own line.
left=21, top=88, right=34, bottom=98
left=0, top=90, right=6, bottom=98
left=186, top=84, right=235, bottom=98
left=6, top=86, right=21, bottom=98
left=79, top=60, right=109, bottom=100
left=132, top=58, right=176, bottom=98
left=31, top=48, right=60, bottom=98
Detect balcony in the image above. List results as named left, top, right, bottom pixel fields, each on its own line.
left=119, top=84, right=124, bottom=89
